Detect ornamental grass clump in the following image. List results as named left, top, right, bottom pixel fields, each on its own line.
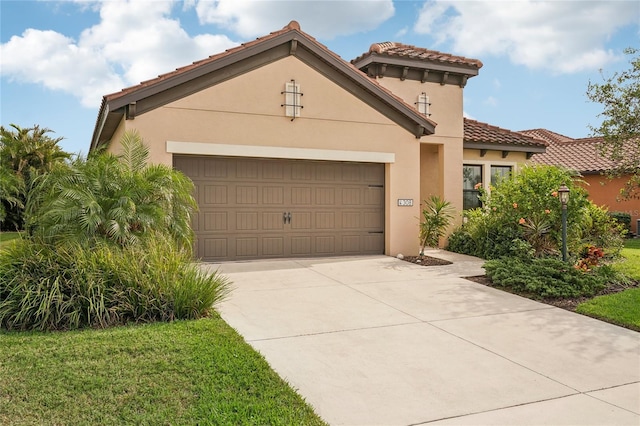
left=0, top=234, right=230, bottom=331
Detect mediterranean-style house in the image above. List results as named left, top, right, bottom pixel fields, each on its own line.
left=90, top=21, right=547, bottom=261
left=526, top=128, right=639, bottom=236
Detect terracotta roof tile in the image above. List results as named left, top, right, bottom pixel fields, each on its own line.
left=519, top=128, right=573, bottom=145
left=352, top=42, right=483, bottom=69
left=530, top=134, right=636, bottom=173
left=105, top=21, right=308, bottom=102
left=464, top=119, right=548, bottom=147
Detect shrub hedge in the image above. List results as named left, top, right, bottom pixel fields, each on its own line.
left=483, top=257, right=616, bottom=299
left=0, top=234, right=231, bottom=331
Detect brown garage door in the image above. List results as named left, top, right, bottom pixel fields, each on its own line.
left=173, top=155, right=385, bottom=261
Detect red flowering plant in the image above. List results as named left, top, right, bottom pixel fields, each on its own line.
left=575, top=245, right=605, bottom=271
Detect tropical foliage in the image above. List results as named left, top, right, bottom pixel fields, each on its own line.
left=26, top=131, right=196, bottom=250
left=419, top=195, right=454, bottom=252
left=0, top=124, right=70, bottom=229
left=1, top=131, right=230, bottom=331
left=447, top=164, right=625, bottom=261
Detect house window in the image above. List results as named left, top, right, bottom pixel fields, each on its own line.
left=491, top=166, right=512, bottom=185
left=416, top=92, right=431, bottom=116
left=463, top=165, right=482, bottom=210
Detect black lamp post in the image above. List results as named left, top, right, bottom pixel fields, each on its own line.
left=558, top=184, right=570, bottom=262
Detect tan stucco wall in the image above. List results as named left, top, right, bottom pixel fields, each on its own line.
left=107, top=56, right=424, bottom=256
left=373, top=78, right=465, bottom=238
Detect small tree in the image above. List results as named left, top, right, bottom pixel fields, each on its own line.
left=587, top=47, right=640, bottom=199
left=419, top=195, right=454, bottom=253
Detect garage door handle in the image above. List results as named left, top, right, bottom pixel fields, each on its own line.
left=283, top=212, right=292, bottom=224
left=287, top=212, right=292, bottom=224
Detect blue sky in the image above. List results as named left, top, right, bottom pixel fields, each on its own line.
left=1, top=0, right=638, bottom=155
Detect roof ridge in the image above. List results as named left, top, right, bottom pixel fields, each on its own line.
left=353, top=42, right=483, bottom=69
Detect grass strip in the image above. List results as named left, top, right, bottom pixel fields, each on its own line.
left=576, top=288, right=640, bottom=331
left=0, top=316, right=327, bottom=425
left=613, top=238, right=640, bottom=280
left=0, top=232, right=20, bottom=246
left=576, top=239, right=640, bottom=331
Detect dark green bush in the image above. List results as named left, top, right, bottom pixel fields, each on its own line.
left=608, top=211, right=632, bottom=236
left=0, top=235, right=231, bottom=331
left=483, top=257, right=608, bottom=299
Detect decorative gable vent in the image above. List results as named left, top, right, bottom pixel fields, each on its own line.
left=416, top=92, right=431, bottom=116
left=281, top=80, right=303, bottom=120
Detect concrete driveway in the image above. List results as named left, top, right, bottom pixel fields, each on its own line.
left=205, top=250, right=640, bottom=425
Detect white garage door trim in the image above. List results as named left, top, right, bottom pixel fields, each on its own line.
left=167, top=141, right=396, bottom=164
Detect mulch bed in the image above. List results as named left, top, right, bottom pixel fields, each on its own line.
left=402, top=255, right=453, bottom=266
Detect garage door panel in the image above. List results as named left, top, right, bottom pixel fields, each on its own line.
left=315, top=212, right=335, bottom=229
left=236, top=238, right=258, bottom=257
left=315, top=188, right=336, bottom=205
left=342, top=235, right=361, bottom=252
left=315, top=236, right=336, bottom=253
left=292, top=211, right=312, bottom=230
left=204, top=185, right=227, bottom=204
left=365, top=187, right=384, bottom=205
left=262, top=237, right=285, bottom=256
left=204, top=238, right=228, bottom=259
left=235, top=160, right=259, bottom=179
left=175, top=155, right=384, bottom=261
left=262, top=212, right=285, bottom=230
left=236, top=186, right=258, bottom=204
left=342, top=211, right=361, bottom=229
left=204, top=211, right=228, bottom=231
left=262, top=186, right=284, bottom=204
left=291, top=236, right=312, bottom=255
left=203, top=158, right=228, bottom=178
left=291, top=187, right=312, bottom=205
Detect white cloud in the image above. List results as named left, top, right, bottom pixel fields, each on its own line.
left=483, top=96, right=498, bottom=107
left=395, top=26, right=408, bottom=38
left=190, top=0, right=395, bottom=39
left=414, top=0, right=637, bottom=73
left=1, top=0, right=238, bottom=108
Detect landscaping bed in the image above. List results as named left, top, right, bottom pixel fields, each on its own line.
left=402, top=255, right=453, bottom=266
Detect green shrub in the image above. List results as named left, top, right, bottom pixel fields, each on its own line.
left=573, top=202, right=626, bottom=257
left=483, top=257, right=608, bottom=299
left=0, top=235, right=231, bottom=331
left=609, top=211, right=632, bottom=235
left=419, top=195, right=454, bottom=252
left=448, top=165, right=625, bottom=260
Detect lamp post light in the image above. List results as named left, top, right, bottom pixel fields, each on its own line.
left=558, top=183, right=570, bottom=262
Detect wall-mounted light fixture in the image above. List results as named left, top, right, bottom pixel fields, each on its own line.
left=281, top=80, right=303, bottom=121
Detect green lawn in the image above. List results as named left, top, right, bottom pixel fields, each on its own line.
left=612, top=238, right=640, bottom=280
left=0, top=231, right=20, bottom=246
left=576, top=288, right=640, bottom=331
left=576, top=238, right=640, bottom=331
left=0, top=316, right=327, bottom=425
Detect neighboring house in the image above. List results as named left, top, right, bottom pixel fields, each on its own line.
left=525, top=128, right=639, bottom=236
left=90, top=21, right=546, bottom=261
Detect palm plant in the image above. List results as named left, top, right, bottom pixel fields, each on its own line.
left=419, top=195, right=455, bottom=253
left=0, top=167, right=24, bottom=224
left=0, top=124, right=70, bottom=229
left=27, top=131, right=196, bottom=250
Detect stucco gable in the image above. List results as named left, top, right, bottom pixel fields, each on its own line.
left=91, top=21, right=436, bottom=151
